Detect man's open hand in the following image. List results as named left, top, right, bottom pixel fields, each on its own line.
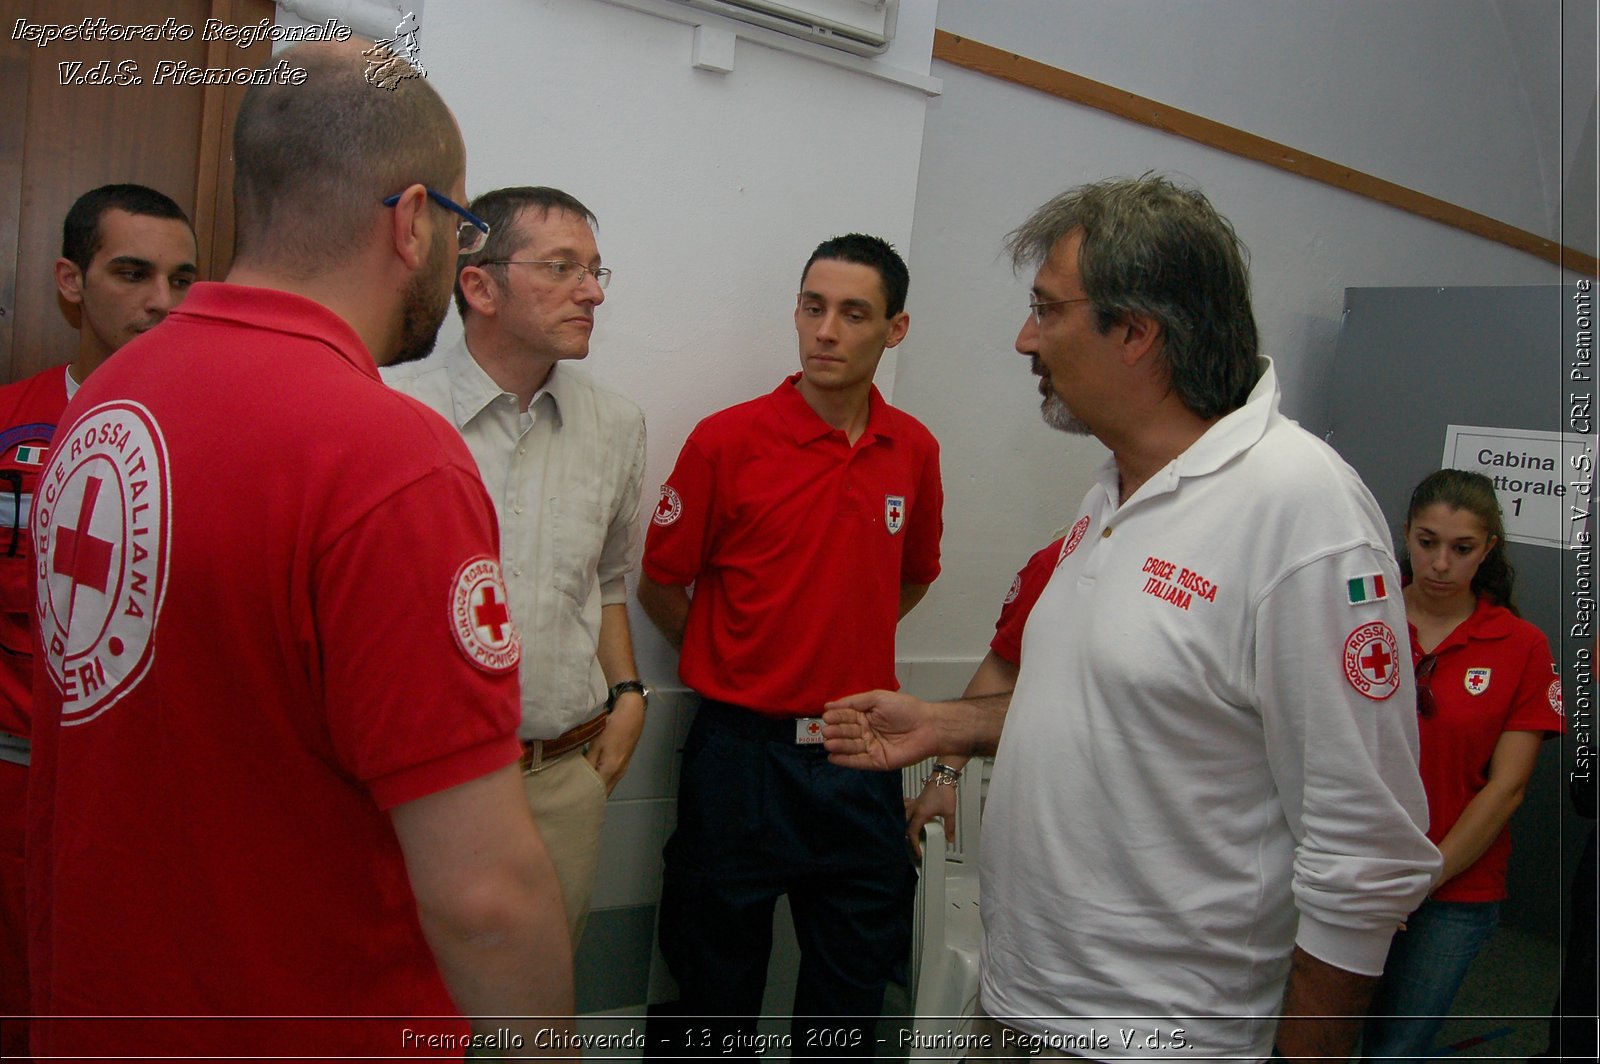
left=822, top=689, right=941, bottom=771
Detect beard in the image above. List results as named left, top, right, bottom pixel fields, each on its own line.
left=1041, top=392, right=1091, bottom=435
left=389, top=230, right=455, bottom=367
left=1032, top=356, right=1090, bottom=435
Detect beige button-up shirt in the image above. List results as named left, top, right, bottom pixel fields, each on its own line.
left=383, top=340, right=646, bottom=739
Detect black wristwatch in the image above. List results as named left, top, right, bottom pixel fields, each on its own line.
left=607, top=680, right=651, bottom=711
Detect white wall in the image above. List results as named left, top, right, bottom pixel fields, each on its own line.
left=419, top=0, right=941, bottom=685
left=893, top=0, right=1597, bottom=663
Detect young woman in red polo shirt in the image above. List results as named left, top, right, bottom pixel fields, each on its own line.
left=1361, top=469, right=1564, bottom=1062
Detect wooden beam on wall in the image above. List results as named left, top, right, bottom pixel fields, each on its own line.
left=933, top=30, right=1598, bottom=278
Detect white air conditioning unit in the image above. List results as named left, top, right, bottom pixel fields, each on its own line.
left=670, top=0, right=898, bottom=56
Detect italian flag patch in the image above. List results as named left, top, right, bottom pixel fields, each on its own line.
left=1347, top=573, right=1387, bottom=605
left=13, top=445, right=45, bottom=466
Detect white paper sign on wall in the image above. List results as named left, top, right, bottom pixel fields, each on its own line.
left=1441, top=425, right=1594, bottom=550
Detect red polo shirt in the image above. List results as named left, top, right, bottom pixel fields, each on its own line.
left=991, top=536, right=1066, bottom=665
left=1414, top=596, right=1563, bottom=901
left=27, top=283, right=524, bottom=1058
left=644, top=374, right=941, bottom=716
left=0, top=364, right=68, bottom=1060
left=0, top=365, right=68, bottom=739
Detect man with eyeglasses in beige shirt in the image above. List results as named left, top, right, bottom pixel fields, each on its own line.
left=384, top=185, right=648, bottom=946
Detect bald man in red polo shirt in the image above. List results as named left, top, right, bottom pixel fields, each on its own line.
left=639, top=233, right=942, bottom=1052
left=25, top=42, right=572, bottom=1059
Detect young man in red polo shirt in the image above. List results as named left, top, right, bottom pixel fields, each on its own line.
left=639, top=233, right=942, bottom=1051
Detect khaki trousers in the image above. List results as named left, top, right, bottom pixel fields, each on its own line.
left=520, top=747, right=608, bottom=948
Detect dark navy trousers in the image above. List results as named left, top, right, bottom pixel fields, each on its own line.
left=657, top=699, right=915, bottom=1055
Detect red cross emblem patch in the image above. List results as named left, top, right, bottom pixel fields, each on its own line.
left=34, top=402, right=170, bottom=726
left=1058, top=515, right=1091, bottom=567
left=1549, top=679, right=1563, bottom=716
left=653, top=485, right=682, bottom=527
left=450, top=557, right=521, bottom=673
left=1002, top=573, right=1023, bottom=605
left=1342, top=621, right=1401, bottom=701
left=1464, top=667, right=1491, bottom=696
left=884, top=495, right=905, bottom=535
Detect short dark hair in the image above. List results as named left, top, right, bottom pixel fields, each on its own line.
left=801, top=233, right=910, bottom=318
left=454, top=186, right=597, bottom=319
left=232, top=41, right=463, bottom=275
left=1006, top=175, right=1259, bottom=420
left=1401, top=469, right=1518, bottom=613
left=61, top=184, right=191, bottom=272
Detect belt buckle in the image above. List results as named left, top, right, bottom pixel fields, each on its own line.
left=794, top=717, right=825, bottom=745
left=520, top=739, right=544, bottom=773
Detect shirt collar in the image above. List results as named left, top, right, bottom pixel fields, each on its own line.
left=1173, top=356, right=1276, bottom=478
left=1101, top=357, right=1277, bottom=506
left=168, top=282, right=377, bottom=379
left=769, top=372, right=894, bottom=445
left=442, top=339, right=567, bottom=430
left=1411, top=594, right=1518, bottom=655
left=539, top=362, right=573, bottom=426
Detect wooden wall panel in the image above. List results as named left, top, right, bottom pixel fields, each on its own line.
left=1, top=0, right=273, bottom=382
left=0, top=0, right=37, bottom=379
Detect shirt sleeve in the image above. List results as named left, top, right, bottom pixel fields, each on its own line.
left=314, top=465, right=523, bottom=810
left=1255, top=544, right=1442, bottom=976
left=598, top=409, right=647, bottom=606
left=1505, top=622, right=1565, bottom=734
left=991, top=538, right=1065, bottom=665
left=900, top=436, right=942, bottom=586
left=641, top=433, right=716, bottom=587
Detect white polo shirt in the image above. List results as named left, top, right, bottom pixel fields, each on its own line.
left=979, top=359, right=1440, bottom=1059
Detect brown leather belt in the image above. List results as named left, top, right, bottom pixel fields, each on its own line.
left=519, top=710, right=608, bottom=772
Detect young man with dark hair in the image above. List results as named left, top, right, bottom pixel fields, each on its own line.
left=0, top=183, right=196, bottom=1059
left=639, top=233, right=942, bottom=1049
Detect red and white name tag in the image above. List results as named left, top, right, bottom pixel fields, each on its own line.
left=795, top=717, right=825, bottom=744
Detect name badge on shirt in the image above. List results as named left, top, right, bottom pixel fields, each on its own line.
left=795, top=717, right=825, bottom=744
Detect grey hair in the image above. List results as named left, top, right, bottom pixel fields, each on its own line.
left=1006, top=175, right=1260, bottom=419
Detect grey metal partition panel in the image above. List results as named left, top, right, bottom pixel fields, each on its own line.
left=1328, top=285, right=1583, bottom=943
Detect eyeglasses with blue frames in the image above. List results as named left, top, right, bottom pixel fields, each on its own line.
left=1028, top=295, right=1093, bottom=326
left=480, top=259, right=612, bottom=291
left=382, top=188, right=491, bottom=256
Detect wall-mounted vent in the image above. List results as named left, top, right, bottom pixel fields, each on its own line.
left=670, top=0, right=898, bottom=56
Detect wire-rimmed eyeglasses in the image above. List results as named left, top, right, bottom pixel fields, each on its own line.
left=480, top=259, right=612, bottom=290
left=1028, top=296, right=1092, bottom=326
left=382, top=188, right=491, bottom=256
